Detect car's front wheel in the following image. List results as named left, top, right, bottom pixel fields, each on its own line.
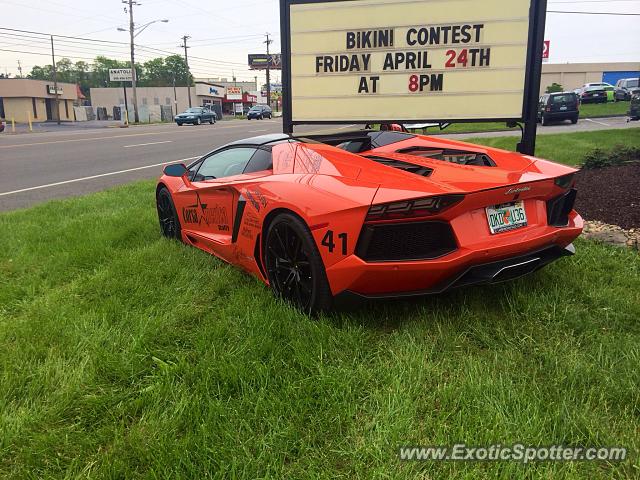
left=264, top=213, right=332, bottom=313
left=541, top=115, right=548, bottom=126
left=176, top=122, right=183, bottom=126
left=196, top=117, right=202, bottom=125
left=156, top=187, right=182, bottom=240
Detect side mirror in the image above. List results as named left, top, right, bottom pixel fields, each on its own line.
left=163, top=163, right=188, bottom=177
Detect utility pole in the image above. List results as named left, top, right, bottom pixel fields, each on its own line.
left=17, top=60, right=23, bottom=78
left=125, top=0, right=140, bottom=123
left=264, top=33, right=273, bottom=108
left=50, top=35, right=61, bottom=125
left=180, top=35, right=192, bottom=107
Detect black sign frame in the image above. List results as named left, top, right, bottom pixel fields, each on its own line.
left=279, top=0, right=548, bottom=155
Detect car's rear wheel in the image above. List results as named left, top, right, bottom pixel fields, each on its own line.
left=264, top=213, right=332, bottom=313
left=571, top=115, right=578, bottom=124
left=156, top=187, right=182, bottom=240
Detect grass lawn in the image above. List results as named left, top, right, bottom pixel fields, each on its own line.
left=1, top=133, right=640, bottom=478
left=466, top=128, right=640, bottom=166
left=580, top=101, right=630, bottom=118
left=412, top=102, right=632, bottom=136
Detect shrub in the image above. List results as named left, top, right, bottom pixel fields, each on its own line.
left=581, top=144, right=640, bottom=169
left=546, top=82, right=564, bottom=94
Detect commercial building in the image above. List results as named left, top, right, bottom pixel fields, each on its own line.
left=0, top=78, right=79, bottom=123
left=90, top=81, right=229, bottom=119
left=540, top=62, right=640, bottom=94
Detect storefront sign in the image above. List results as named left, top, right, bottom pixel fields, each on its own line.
left=109, top=68, right=133, bottom=82
left=227, top=86, right=242, bottom=100
left=46, top=85, right=63, bottom=95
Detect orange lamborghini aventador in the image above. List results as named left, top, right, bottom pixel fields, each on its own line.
left=156, top=130, right=582, bottom=312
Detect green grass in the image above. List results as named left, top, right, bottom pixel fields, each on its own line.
left=410, top=102, right=632, bottom=136
left=466, top=128, right=640, bottom=166
left=1, top=134, right=640, bottom=478
left=580, top=100, right=630, bottom=118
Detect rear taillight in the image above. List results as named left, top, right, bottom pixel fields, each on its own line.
left=554, top=173, right=576, bottom=190
left=366, top=194, right=464, bottom=222
left=545, top=107, right=551, bottom=112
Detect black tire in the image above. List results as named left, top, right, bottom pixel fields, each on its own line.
left=571, top=115, right=578, bottom=124
left=176, top=122, right=183, bottom=126
left=264, top=213, right=332, bottom=313
left=541, top=115, right=548, bottom=126
left=259, top=114, right=263, bottom=120
left=209, top=117, right=214, bottom=124
left=156, top=187, right=182, bottom=240
left=196, top=117, right=202, bottom=125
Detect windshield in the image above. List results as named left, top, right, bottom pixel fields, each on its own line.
left=185, top=108, right=202, bottom=113
left=552, top=94, right=575, bottom=103
left=627, top=79, right=639, bottom=88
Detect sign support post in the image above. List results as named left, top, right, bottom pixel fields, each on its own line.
left=518, top=0, right=548, bottom=156
left=122, top=81, right=129, bottom=122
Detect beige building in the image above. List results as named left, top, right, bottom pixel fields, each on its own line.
left=0, top=78, right=78, bottom=123
left=540, top=62, right=640, bottom=94
left=90, top=81, right=227, bottom=117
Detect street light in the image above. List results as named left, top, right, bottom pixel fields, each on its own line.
left=119, top=0, right=169, bottom=123
left=118, top=19, right=168, bottom=38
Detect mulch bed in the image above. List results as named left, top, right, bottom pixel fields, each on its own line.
left=574, top=161, right=640, bottom=230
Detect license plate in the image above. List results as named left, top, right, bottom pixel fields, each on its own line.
left=486, top=201, right=528, bottom=234
left=560, top=106, right=567, bottom=111
left=593, top=93, right=600, bottom=97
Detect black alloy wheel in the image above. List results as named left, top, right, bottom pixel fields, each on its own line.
left=156, top=187, right=182, bottom=240
left=264, top=213, right=332, bottom=313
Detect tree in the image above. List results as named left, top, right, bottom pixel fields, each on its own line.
left=25, top=54, right=193, bottom=98
left=140, top=55, right=192, bottom=87
left=546, top=82, right=564, bottom=94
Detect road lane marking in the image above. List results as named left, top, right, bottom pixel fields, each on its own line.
left=585, top=118, right=611, bottom=126
left=0, top=122, right=278, bottom=149
left=248, top=129, right=269, bottom=133
left=123, top=140, right=173, bottom=148
left=0, top=156, right=200, bottom=197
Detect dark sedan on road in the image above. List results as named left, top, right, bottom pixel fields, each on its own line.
left=247, top=105, right=272, bottom=120
left=175, top=107, right=217, bottom=126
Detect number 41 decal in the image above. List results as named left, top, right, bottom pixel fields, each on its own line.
left=321, top=230, right=348, bottom=255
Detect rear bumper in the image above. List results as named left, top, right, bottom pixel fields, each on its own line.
left=543, top=111, right=578, bottom=119
left=335, top=243, right=575, bottom=300
left=327, top=211, right=583, bottom=298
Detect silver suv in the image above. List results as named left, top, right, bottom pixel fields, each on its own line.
left=615, top=78, right=640, bottom=101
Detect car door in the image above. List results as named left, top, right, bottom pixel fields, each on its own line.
left=180, top=147, right=259, bottom=249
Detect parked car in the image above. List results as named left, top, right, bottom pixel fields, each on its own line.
left=579, top=86, right=608, bottom=104
left=615, top=78, right=640, bottom=101
left=156, top=129, right=582, bottom=312
left=538, top=92, right=579, bottom=125
left=0, top=119, right=4, bottom=133
left=175, top=107, right=217, bottom=126
left=247, top=105, right=272, bottom=120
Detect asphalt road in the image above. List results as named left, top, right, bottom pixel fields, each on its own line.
left=0, top=116, right=636, bottom=212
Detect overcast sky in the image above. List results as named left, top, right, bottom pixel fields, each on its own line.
left=0, top=0, right=638, bottom=83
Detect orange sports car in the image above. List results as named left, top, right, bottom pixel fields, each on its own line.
left=156, top=130, right=582, bottom=312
